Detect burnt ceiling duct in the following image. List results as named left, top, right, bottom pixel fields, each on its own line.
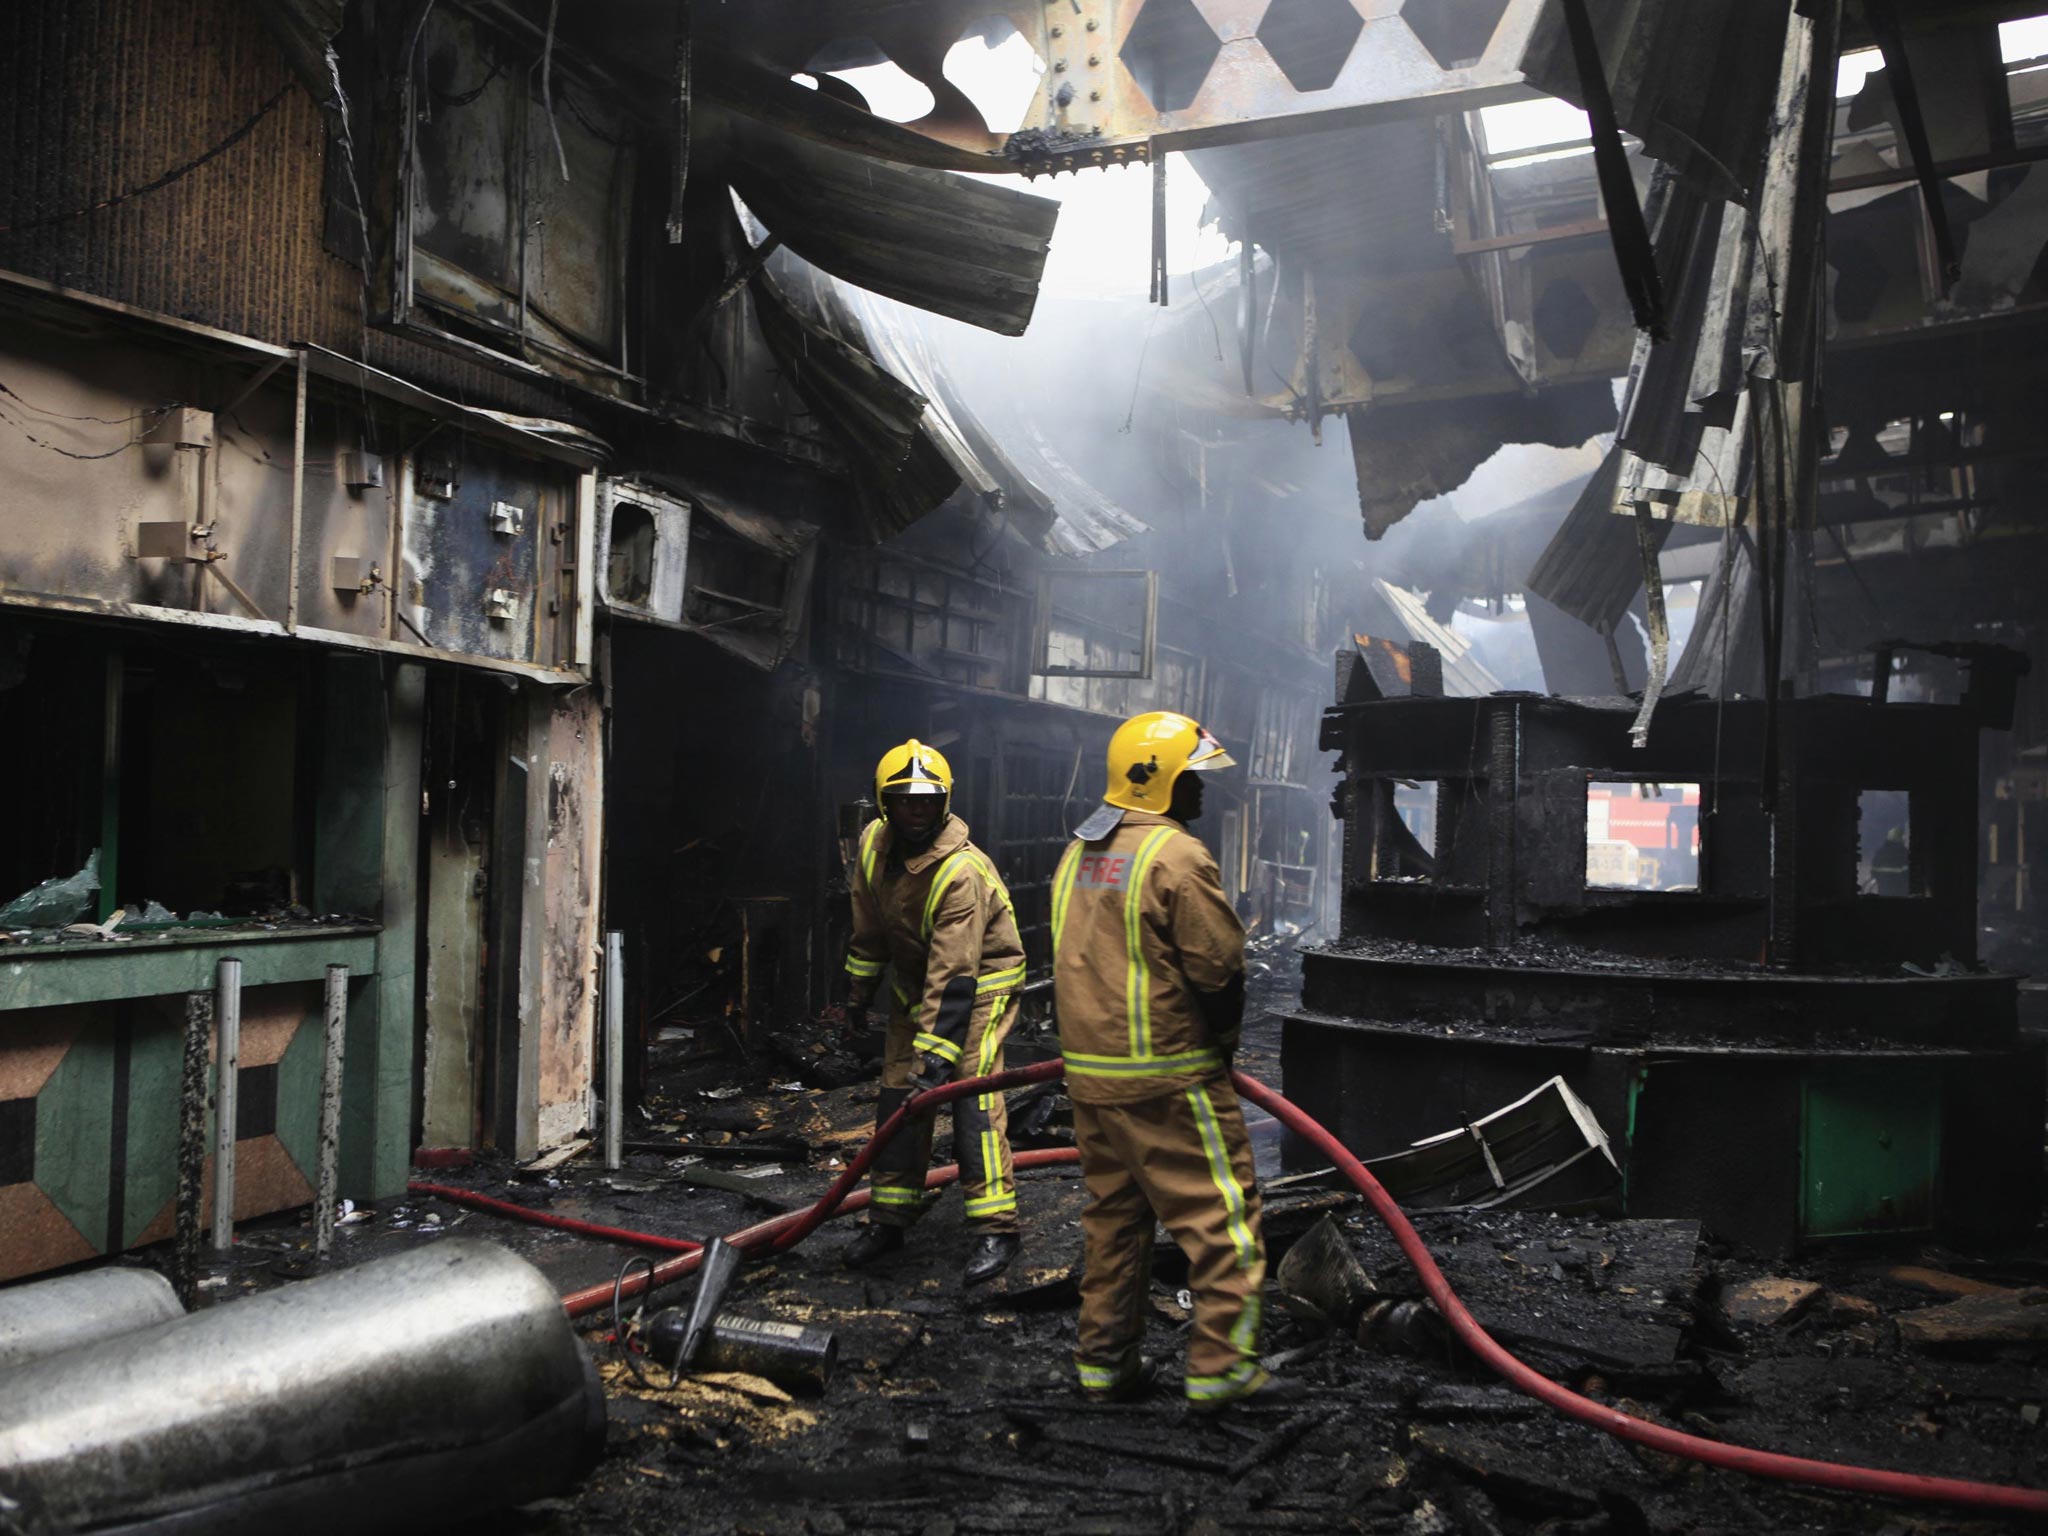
left=723, top=115, right=1059, bottom=337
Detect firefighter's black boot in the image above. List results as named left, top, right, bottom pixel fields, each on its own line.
left=842, top=1223, right=906, bottom=1269
left=963, top=1232, right=1020, bottom=1286
left=1189, top=1370, right=1308, bottom=1414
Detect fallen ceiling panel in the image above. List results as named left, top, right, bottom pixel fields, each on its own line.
left=1345, top=381, right=1617, bottom=540
left=1525, top=444, right=1668, bottom=632
left=723, top=115, right=1059, bottom=336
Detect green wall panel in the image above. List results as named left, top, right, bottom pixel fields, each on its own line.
left=1801, top=1063, right=1943, bottom=1238
left=275, top=995, right=326, bottom=1190
left=31, top=1012, right=115, bottom=1253
left=120, top=1001, right=193, bottom=1249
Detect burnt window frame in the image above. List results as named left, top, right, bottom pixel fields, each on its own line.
left=388, top=1, right=646, bottom=398
left=1583, top=776, right=1707, bottom=895
left=1030, top=569, right=1160, bottom=682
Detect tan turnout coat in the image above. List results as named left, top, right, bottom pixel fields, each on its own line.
left=1050, top=809, right=1246, bottom=1104
left=844, top=812, right=1027, bottom=1228
left=843, top=813, right=1025, bottom=1045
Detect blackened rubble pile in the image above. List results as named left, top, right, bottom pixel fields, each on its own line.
left=240, top=1006, right=2034, bottom=1536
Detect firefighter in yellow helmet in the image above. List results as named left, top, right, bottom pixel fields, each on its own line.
left=1051, top=712, right=1302, bottom=1408
left=840, top=739, right=1028, bottom=1285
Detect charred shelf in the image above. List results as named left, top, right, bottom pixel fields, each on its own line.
left=1300, top=944, right=2022, bottom=1049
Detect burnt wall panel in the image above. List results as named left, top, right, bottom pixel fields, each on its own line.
left=1520, top=767, right=1588, bottom=913
left=401, top=446, right=566, bottom=662
left=0, top=0, right=588, bottom=425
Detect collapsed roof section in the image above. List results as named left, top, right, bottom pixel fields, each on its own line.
left=1519, top=1, right=1835, bottom=715
left=829, top=283, right=1150, bottom=557
left=754, top=244, right=1147, bottom=554
left=1347, top=382, right=1618, bottom=542
left=1161, top=111, right=1626, bottom=543
left=1519, top=0, right=1795, bottom=204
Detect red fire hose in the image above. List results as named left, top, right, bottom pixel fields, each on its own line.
left=411, top=1061, right=2048, bottom=1517
left=1231, top=1071, right=2048, bottom=1519
left=406, top=1185, right=705, bottom=1254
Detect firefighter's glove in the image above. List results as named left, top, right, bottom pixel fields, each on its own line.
left=907, top=1053, right=949, bottom=1096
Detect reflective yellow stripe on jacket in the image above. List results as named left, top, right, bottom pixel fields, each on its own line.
left=1062, top=1046, right=1224, bottom=1080
left=1052, top=811, right=1245, bottom=1105
left=1050, top=843, right=1081, bottom=960
left=923, top=847, right=1018, bottom=940
left=1120, top=827, right=1177, bottom=1057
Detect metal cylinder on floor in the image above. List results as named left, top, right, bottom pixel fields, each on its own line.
left=0, top=1268, right=183, bottom=1374
left=0, top=1240, right=606, bottom=1535
left=640, top=1309, right=839, bottom=1394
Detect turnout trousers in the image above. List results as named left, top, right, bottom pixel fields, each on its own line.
left=868, top=992, right=1019, bottom=1233
left=1071, top=1074, right=1268, bottom=1403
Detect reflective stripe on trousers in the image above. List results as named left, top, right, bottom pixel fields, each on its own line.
left=1069, top=1076, right=1266, bottom=1399
left=867, top=992, right=1018, bottom=1231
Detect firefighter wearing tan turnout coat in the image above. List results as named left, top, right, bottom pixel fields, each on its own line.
left=841, top=739, right=1027, bottom=1286
left=1053, top=711, right=1300, bottom=1409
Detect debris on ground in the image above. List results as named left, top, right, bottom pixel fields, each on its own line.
left=50, top=987, right=2047, bottom=1535
left=1720, top=1276, right=1824, bottom=1329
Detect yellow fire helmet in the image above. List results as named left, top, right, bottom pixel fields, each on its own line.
left=1076, top=711, right=1236, bottom=838
left=874, top=738, right=953, bottom=811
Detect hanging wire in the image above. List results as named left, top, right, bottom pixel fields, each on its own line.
left=539, top=0, right=573, bottom=182
left=0, top=402, right=177, bottom=461
left=1119, top=304, right=1163, bottom=434
left=0, top=81, right=296, bottom=234
left=0, top=379, right=175, bottom=425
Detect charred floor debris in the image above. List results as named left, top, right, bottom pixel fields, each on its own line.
left=2, top=0, right=2048, bottom=1531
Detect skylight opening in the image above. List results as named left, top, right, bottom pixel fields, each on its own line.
left=1479, top=97, right=1591, bottom=157
left=2000, top=15, right=2048, bottom=63
left=1838, top=46, right=1884, bottom=102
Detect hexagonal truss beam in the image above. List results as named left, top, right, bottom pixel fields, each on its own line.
left=746, top=0, right=1548, bottom=174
